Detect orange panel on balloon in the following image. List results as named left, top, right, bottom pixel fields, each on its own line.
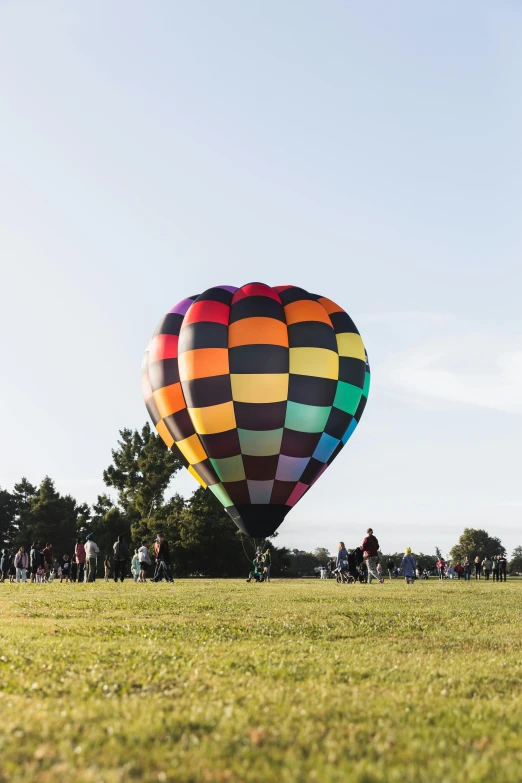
left=284, top=300, right=333, bottom=326
left=317, top=297, right=345, bottom=315
left=178, top=348, right=230, bottom=380
left=228, top=318, right=289, bottom=348
left=155, top=419, right=174, bottom=449
left=152, top=382, right=186, bottom=418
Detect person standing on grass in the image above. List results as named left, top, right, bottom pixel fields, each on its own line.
left=152, top=535, right=161, bottom=580
left=0, top=549, right=12, bottom=582
left=104, top=554, right=112, bottom=582
left=387, top=558, right=395, bottom=580
left=14, top=546, right=29, bottom=582
left=474, top=556, right=482, bottom=580
left=498, top=554, right=507, bottom=582
left=454, top=562, right=464, bottom=580
left=336, top=542, right=349, bottom=572
left=491, top=556, right=499, bottom=582
left=113, top=535, right=130, bottom=582
left=138, top=542, right=152, bottom=582
left=42, top=543, right=53, bottom=580
left=61, top=555, right=70, bottom=583
left=401, top=548, right=417, bottom=584
left=29, top=541, right=40, bottom=583
left=436, top=557, right=445, bottom=580
left=462, top=557, right=471, bottom=581
left=152, top=533, right=173, bottom=583
left=84, top=534, right=100, bottom=582
left=263, top=549, right=272, bottom=582
left=157, top=532, right=174, bottom=583
left=75, top=538, right=86, bottom=583
left=131, top=549, right=140, bottom=582
left=482, top=556, right=492, bottom=581
left=360, top=528, right=384, bottom=584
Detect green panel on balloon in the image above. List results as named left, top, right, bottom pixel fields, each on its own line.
left=209, top=455, right=246, bottom=483
left=363, top=371, right=370, bottom=398
left=333, top=382, right=363, bottom=415
left=237, top=428, right=284, bottom=456
left=285, top=401, right=331, bottom=433
left=208, top=482, right=234, bottom=508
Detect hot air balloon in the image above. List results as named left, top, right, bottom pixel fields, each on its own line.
left=142, top=284, right=370, bottom=538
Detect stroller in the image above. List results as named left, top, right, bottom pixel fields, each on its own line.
left=334, top=550, right=357, bottom=584
left=351, top=547, right=368, bottom=583
left=333, top=565, right=353, bottom=584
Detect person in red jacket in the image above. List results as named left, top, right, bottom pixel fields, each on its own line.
left=361, top=528, right=384, bottom=584
left=75, top=538, right=86, bottom=583
left=454, top=562, right=464, bottom=579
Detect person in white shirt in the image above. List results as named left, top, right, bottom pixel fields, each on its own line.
left=84, top=534, right=100, bottom=583
left=138, top=542, right=152, bottom=582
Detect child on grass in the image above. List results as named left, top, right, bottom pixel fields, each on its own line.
left=401, top=548, right=417, bottom=585
left=131, top=549, right=140, bottom=583
left=104, top=555, right=111, bottom=582
left=61, top=555, right=70, bottom=583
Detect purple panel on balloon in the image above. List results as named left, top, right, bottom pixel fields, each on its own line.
left=169, top=298, right=194, bottom=315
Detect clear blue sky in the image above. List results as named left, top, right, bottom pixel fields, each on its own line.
left=1, top=0, right=521, bottom=558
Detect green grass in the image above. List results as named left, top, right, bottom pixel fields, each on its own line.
left=1, top=578, right=522, bottom=783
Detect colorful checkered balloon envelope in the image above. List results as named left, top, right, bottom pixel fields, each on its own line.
left=142, top=283, right=370, bottom=538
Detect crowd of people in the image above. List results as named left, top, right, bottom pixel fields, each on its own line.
left=1, top=525, right=511, bottom=585
left=434, top=555, right=508, bottom=581
left=319, top=529, right=510, bottom=586
left=0, top=532, right=174, bottom=584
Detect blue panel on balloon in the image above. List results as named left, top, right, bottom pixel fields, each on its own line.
left=341, top=418, right=358, bottom=444
left=312, top=432, right=339, bottom=463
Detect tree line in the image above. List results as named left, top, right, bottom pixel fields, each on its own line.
left=0, top=425, right=292, bottom=577
left=1, top=424, right=521, bottom=576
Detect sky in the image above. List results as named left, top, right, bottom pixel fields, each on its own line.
left=1, top=0, right=521, bottom=559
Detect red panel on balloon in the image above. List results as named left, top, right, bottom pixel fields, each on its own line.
left=148, top=334, right=179, bottom=363
left=232, top=283, right=282, bottom=303
left=183, top=300, right=230, bottom=326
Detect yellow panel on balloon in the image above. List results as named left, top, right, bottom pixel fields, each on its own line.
left=188, top=401, right=237, bottom=435
left=336, top=333, right=366, bottom=361
left=188, top=464, right=207, bottom=489
left=289, top=347, right=339, bottom=380
left=176, top=433, right=208, bottom=465
left=230, top=373, right=289, bottom=403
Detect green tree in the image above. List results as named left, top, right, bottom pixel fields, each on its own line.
left=14, top=477, right=80, bottom=556
left=90, top=494, right=131, bottom=560
left=450, top=528, right=505, bottom=563
left=0, top=488, right=16, bottom=549
left=415, top=553, right=438, bottom=572
left=286, top=551, right=321, bottom=576
left=12, top=478, right=37, bottom=547
left=509, top=546, right=522, bottom=575
left=174, top=488, right=245, bottom=577
left=313, top=547, right=331, bottom=566
left=103, top=424, right=182, bottom=521
left=130, top=493, right=185, bottom=549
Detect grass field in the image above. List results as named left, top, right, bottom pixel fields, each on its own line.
left=1, top=579, right=522, bottom=783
